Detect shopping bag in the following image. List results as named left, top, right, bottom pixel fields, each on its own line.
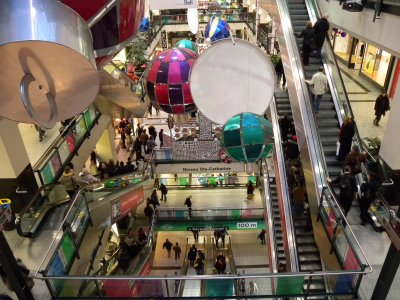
left=336, top=141, right=341, bottom=156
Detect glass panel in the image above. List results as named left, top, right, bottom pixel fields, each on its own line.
left=73, top=117, right=87, bottom=143
left=40, top=152, right=62, bottom=184
left=58, top=133, right=76, bottom=164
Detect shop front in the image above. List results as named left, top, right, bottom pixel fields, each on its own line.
left=331, top=30, right=394, bottom=89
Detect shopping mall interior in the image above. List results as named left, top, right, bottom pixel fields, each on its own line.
left=0, top=0, right=400, bottom=299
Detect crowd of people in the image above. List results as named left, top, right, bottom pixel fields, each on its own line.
left=117, top=227, right=148, bottom=272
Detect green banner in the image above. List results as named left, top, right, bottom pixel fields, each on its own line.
left=156, top=220, right=265, bottom=231
left=276, top=276, right=304, bottom=296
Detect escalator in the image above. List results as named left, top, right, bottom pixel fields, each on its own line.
left=16, top=172, right=145, bottom=237
left=288, top=0, right=342, bottom=179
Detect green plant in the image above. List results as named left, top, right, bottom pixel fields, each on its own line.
left=363, top=137, right=381, bottom=155
left=126, top=32, right=148, bottom=69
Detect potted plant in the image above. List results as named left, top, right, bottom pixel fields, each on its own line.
left=126, top=32, right=148, bottom=77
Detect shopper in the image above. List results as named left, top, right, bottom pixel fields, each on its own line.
left=360, top=174, right=381, bottom=225
left=160, top=183, right=168, bottom=201
left=214, top=258, right=226, bottom=274
left=150, top=189, right=160, bottom=209
left=246, top=181, right=255, bottom=200
left=274, top=55, right=286, bottom=86
left=34, top=124, right=46, bottom=142
left=192, top=229, right=199, bottom=242
left=279, top=114, right=294, bottom=141
left=220, top=228, right=228, bottom=247
left=80, top=168, right=100, bottom=184
left=214, top=229, right=221, bottom=248
left=136, top=124, right=143, bottom=137
left=313, top=13, right=329, bottom=59
left=144, top=204, right=154, bottom=223
left=344, top=145, right=367, bottom=175
left=296, top=21, right=315, bottom=65
left=148, top=125, right=157, bottom=140
left=257, top=229, right=266, bottom=245
left=337, top=116, right=355, bottom=161
left=248, top=281, right=259, bottom=295
left=184, top=196, right=193, bottom=218
left=59, top=166, right=87, bottom=198
left=305, top=66, right=328, bottom=112
left=374, top=90, right=390, bottom=126
left=194, top=256, right=204, bottom=275
left=188, top=244, right=197, bottom=266
left=173, top=242, right=182, bottom=260
left=146, top=136, right=156, bottom=155
left=159, top=129, right=164, bottom=147
left=140, top=129, right=149, bottom=152
left=292, top=181, right=308, bottom=215
left=162, top=239, right=173, bottom=258
left=138, top=228, right=147, bottom=244
left=125, top=123, right=133, bottom=150
left=327, top=165, right=358, bottom=216
left=284, top=135, right=300, bottom=162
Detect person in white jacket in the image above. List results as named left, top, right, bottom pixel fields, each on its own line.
left=248, top=281, right=258, bottom=295
left=305, top=66, right=328, bottom=113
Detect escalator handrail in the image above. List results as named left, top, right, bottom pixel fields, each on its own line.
left=269, top=97, right=299, bottom=273
left=177, top=237, right=190, bottom=297
left=227, top=236, right=239, bottom=296
left=16, top=183, right=67, bottom=237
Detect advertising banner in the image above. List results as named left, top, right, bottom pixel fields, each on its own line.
left=150, top=0, right=198, bottom=10
left=111, top=186, right=144, bottom=223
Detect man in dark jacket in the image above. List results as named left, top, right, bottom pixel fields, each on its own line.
left=359, top=174, right=381, bottom=225
left=296, top=21, right=315, bottom=65
left=162, top=239, right=173, bottom=258
left=344, top=145, right=367, bottom=175
left=327, top=165, right=358, bottom=216
left=374, top=90, right=390, bottom=126
left=313, top=13, right=329, bottom=59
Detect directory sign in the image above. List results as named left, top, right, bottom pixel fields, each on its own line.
left=150, top=0, right=198, bottom=10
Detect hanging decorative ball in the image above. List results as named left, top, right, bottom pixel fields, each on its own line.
left=340, top=31, right=347, bottom=37
left=218, top=149, right=232, bottom=164
left=220, top=112, right=274, bottom=163
left=187, top=8, right=199, bottom=34
left=61, top=0, right=145, bottom=68
left=175, top=39, right=198, bottom=53
left=139, top=17, right=150, bottom=32
left=204, top=17, right=231, bottom=43
left=144, top=47, right=197, bottom=114
left=190, top=39, right=275, bottom=125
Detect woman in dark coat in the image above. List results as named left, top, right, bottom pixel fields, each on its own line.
left=296, top=21, right=315, bottom=66
left=337, top=116, right=355, bottom=161
left=374, top=90, right=390, bottom=126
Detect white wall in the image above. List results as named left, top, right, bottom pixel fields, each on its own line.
left=316, top=0, right=400, bottom=57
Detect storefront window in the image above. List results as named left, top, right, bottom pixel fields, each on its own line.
left=361, top=44, right=392, bottom=86
left=333, top=32, right=351, bottom=62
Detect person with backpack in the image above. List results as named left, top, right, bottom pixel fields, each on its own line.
left=327, top=165, right=358, bottom=216
left=150, top=188, right=160, bottom=209
left=160, top=183, right=168, bottom=201
left=220, top=228, right=228, bottom=247
left=162, top=239, right=173, bottom=258
left=359, top=174, right=381, bottom=225
left=188, top=244, right=197, bottom=266
left=194, top=256, right=204, bottom=275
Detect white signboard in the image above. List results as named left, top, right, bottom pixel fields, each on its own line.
left=155, top=162, right=259, bottom=174
left=150, top=0, right=198, bottom=10
left=237, top=222, right=258, bottom=229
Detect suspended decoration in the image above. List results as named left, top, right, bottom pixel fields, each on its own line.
left=218, top=149, right=233, bottom=164
left=61, top=0, right=145, bottom=68
left=0, top=0, right=99, bottom=129
left=175, top=39, right=198, bottom=53
left=204, top=17, right=231, bottom=43
left=220, top=112, right=274, bottom=163
left=332, top=28, right=347, bottom=37
left=139, top=17, right=150, bottom=32
left=187, top=8, right=199, bottom=34
left=190, top=39, right=275, bottom=125
left=208, top=1, right=222, bottom=10
left=144, top=47, right=198, bottom=114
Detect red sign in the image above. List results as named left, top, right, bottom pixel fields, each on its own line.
left=111, top=186, right=144, bottom=223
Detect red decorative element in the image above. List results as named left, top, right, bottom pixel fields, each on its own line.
left=218, top=149, right=232, bottom=164
left=61, top=0, right=109, bottom=21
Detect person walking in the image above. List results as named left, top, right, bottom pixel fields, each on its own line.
left=344, top=145, right=367, bottom=175
left=279, top=114, right=294, bottom=141
left=194, top=256, right=204, bottom=275
left=80, top=168, right=100, bottom=184
left=292, top=181, right=308, bottom=215
left=192, top=229, right=199, bottom=242
left=214, top=258, right=226, bottom=274
left=160, top=183, right=168, bottom=201
left=184, top=196, right=193, bottom=218
left=296, top=21, right=315, bottom=65
left=305, top=66, right=328, bottom=112
left=159, top=129, right=164, bottom=147
left=214, top=229, right=221, bottom=248
left=144, top=204, right=154, bottom=223
left=246, top=181, right=255, bottom=200
left=313, top=13, right=329, bottom=59
left=248, top=281, right=259, bottom=296
left=150, top=188, right=160, bottom=209
left=220, top=228, right=228, bottom=247
left=257, top=229, right=266, bottom=245
left=162, top=239, right=173, bottom=258
left=59, top=166, right=87, bottom=198
left=374, top=90, right=390, bottom=126
left=327, top=165, right=358, bottom=216
left=146, top=136, right=156, bottom=154
left=188, top=244, right=197, bottom=266
left=274, top=56, right=286, bottom=86
left=359, top=174, right=381, bottom=225
left=140, top=129, right=149, bottom=153
left=34, top=124, right=46, bottom=142
left=173, top=242, right=182, bottom=260
left=337, top=116, right=355, bottom=161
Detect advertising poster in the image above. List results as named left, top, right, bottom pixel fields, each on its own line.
left=74, top=118, right=87, bottom=143
left=59, top=134, right=76, bottom=163
left=111, top=186, right=144, bottom=223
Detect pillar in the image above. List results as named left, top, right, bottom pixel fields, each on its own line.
left=0, top=118, right=38, bottom=213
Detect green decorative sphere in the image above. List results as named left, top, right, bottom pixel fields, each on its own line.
left=220, top=112, right=274, bottom=163
left=175, top=39, right=198, bottom=53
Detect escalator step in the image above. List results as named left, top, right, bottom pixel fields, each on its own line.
left=296, top=236, right=317, bottom=244
left=290, top=15, right=309, bottom=21
left=300, top=264, right=323, bottom=271
left=299, top=253, right=321, bottom=262
left=290, top=9, right=308, bottom=15
left=288, top=4, right=306, bottom=9
left=298, top=245, right=319, bottom=253
left=323, top=145, right=338, bottom=156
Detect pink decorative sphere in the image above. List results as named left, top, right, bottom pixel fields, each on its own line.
left=144, top=48, right=197, bottom=114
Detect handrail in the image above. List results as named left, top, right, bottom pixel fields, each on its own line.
left=157, top=206, right=263, bottom=212
left=177, top=237, right=190, bottom=297
left=227, top=236, right=239, bottom=296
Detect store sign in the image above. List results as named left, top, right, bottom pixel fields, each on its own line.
left=161, top=30, right=167, bottom=50
left=150, top=0, right=198, bottom=10
left=156, top=220, right=265, bottom=231
left=155, top=162, right=257, bottom=173
left=237, top=222, right=258, bottom=229
left=111, top=186, right=144, bottom=223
